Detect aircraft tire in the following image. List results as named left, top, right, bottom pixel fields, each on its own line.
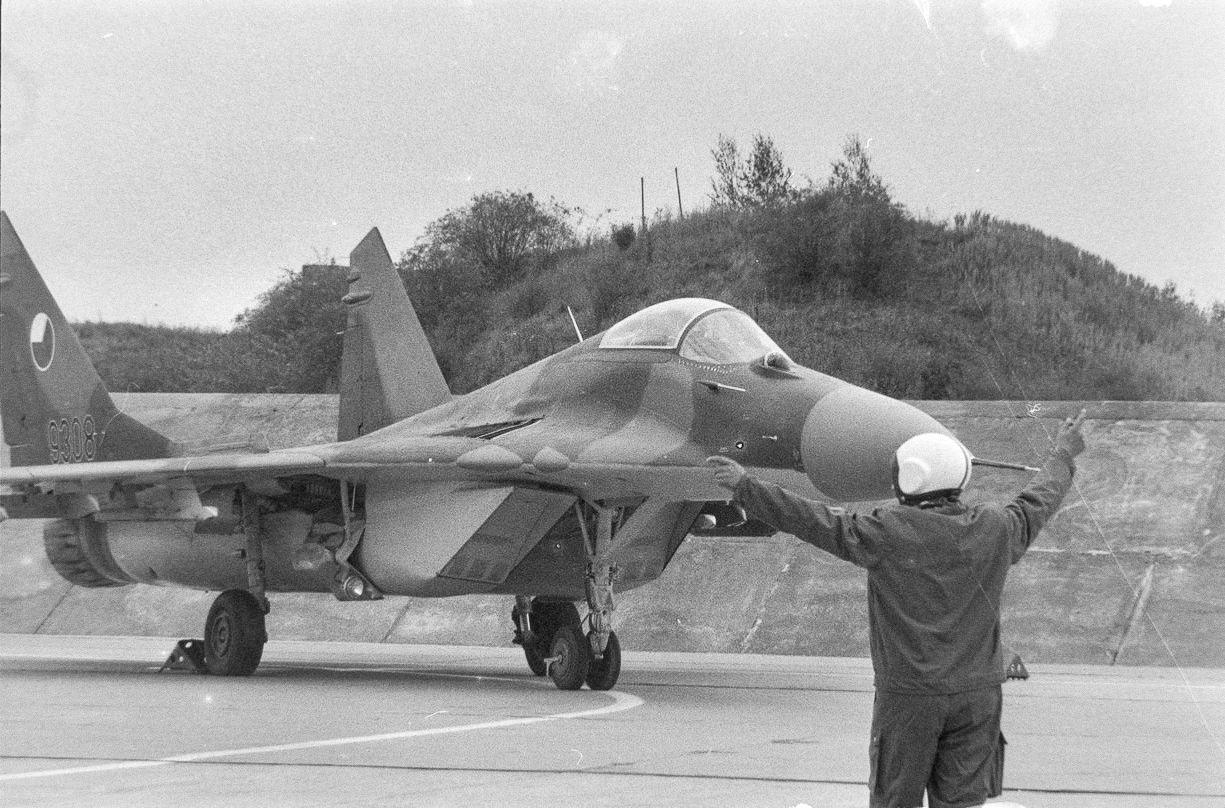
left=524, top=644, right=548, bottom=676
left=547, top=624, right=590, bottom=691
left=204, top=589, right=267, bottom=676
left=585, top=630, right=621, bottom=691
left=521, top=600, right=580, bottom=676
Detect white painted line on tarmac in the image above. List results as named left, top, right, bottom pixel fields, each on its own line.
left=0, top=689, right=643, bottom=782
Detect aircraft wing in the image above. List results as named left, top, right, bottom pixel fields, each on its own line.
left=2, top=418, right=798, bottom=507
left=0, top=436, right=496, bottom=498
left=2, top=451, right=328, bottom=489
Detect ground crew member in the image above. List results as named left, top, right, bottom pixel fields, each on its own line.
left=708, top=410, right=1087, bottom=808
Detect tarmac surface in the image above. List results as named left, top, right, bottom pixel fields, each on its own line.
left=1, top=635, right=1222, bottom=808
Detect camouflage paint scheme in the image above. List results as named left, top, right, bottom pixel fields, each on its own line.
left=0, top=209, right=948, bottom=612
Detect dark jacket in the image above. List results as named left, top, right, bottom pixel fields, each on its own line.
left=732, top=450, right=1076, bottom=694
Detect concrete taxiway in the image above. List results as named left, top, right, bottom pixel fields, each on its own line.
left=0, top=636, right=1221, bottom=808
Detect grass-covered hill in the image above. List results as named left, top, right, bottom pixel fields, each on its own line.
left=76, top=186, right=1224, bottom=402
left=517, top=209, right=1222, bottom=400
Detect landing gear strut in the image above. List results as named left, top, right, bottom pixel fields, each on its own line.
left=512, top=502, right=626, bottom=691
left=161, top=487, right=269, bottom=676
left=575, top=503, right=622, bottom=691
left=204, top=489, right=270, bottom=675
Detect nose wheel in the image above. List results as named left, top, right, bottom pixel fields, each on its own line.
left=513, top=502, right=628, bottom=691
left=546, top=624, right=590, bottom=690
left=584, top=628, right=621, bottom=691
left=545, top=624, right=622, bottom=691
left=513, top=598, right=580, bottom=676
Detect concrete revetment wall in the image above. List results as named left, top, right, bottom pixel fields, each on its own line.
left=2, top=395, right=1222, bottom=668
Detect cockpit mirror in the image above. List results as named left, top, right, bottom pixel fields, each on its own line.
left=757, top=350, right=799, bottom=378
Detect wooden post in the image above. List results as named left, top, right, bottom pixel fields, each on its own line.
left=675, top=167, right=684, bottom=219
left=640, top=177, right=646, bottom=234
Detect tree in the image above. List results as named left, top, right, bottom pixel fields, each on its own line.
left=231, top=262, right=349, bottom=392
left=844, top=199, right=916, bottom=298
left=709, top=134, right=744, bottom=209
left=708, top=133, right=794, bottom=209
left=424, top=190, right=575, bottom=284
left=742, top=133, right=794, bottom=206
left=829, top=134, right=891, bottom=204
left=397, top=241, right=486, bottom=384
left=827, top=135, right=915, bottom=297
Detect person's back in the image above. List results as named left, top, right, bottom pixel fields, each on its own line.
left=862, top=500, right=1030, bottom=694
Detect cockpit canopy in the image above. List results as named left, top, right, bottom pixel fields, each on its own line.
left=599, top=298, right=786, bottom=365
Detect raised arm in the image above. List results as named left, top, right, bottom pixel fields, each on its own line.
left=1004, top=408, right=1086, bottom=562
left=707, top=456, right=882, bottom=568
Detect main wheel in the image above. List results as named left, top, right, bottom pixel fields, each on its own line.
left=204, top=589, right=267, bottom=676
left=520, top=600, right=580, bottom=677
left=585, top=630, right=621, bottom=691
left=524, top=639, right=549, bottom=676
left=547, top=624, right=591, bottom=691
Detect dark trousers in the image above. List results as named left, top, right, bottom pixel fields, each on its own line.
left=868, top=685, right=1005, bottom=808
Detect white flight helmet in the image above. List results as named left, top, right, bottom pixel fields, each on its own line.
left=893, top=433, right=973, bottom=502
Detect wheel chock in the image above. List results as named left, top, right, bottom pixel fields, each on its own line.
left=1005, top=652, right=1029, bottom=681
left=159, top=639, right=208, bottom=673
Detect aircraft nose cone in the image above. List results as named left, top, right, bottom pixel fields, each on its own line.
left=800, top=385, right=952, bottom=501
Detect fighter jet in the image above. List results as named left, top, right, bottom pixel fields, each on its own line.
left=0, top=211, right=952, bottom=690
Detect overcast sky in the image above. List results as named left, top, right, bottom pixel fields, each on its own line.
left=2, top=0, right=1222, bottom=329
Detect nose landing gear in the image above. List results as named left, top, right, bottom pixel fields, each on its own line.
left=513, top=596, right=581, bottom=676
left=513, top=502, right=626, bottom=691
left=513, top=596, right=624, bottom=691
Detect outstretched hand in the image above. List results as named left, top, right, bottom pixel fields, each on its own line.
left=1054, top=408, right=1088, bottom=458
left=707, top=455, right=747, bottom=491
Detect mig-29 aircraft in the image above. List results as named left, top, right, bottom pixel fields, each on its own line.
left=0, top=211, right=954, bottom=690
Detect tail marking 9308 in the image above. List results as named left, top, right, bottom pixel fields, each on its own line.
left=48, top=415, right=97, bottom=464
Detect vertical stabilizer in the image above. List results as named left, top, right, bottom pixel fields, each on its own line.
left=0, top=212, right=176, bottom=466
left=338, top=227, right=450, bottom=440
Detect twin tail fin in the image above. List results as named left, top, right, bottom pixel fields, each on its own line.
left=337, top=227, right=450, bottom=440
left=0, top=211, right=176, bottom=467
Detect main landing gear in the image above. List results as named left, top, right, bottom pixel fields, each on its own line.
left=512, top=503, right=626, bottom=691
left=160, top=587, right=269, bottom=676
left=203, top=589, right=268, bottom=675
left=161, top=489, right=270, bottom=676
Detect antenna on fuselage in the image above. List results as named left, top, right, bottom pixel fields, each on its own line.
left=566, top=305, right=584, bottom=343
